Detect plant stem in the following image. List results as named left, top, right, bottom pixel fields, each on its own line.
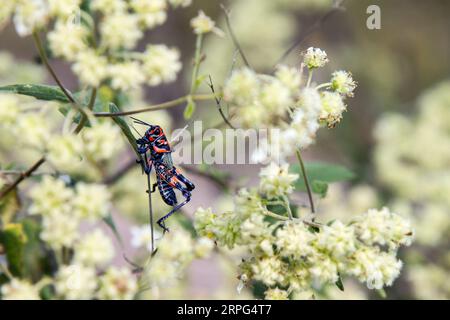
left=74, top=88, right=97, bottom=134
left=93, top=93, right=216, bottom=117
left=32, top=31, right=76, bottom=104
left=295, top=148, right=315, bottom=214
left=0, top=157, right=46, bottom=200
left=146, top=165, right=155, bottom=253
left=283, top=195, right=294, bottom=220
left=221, top=4, right=251, bottom=68
left=261, top=204, right=321, bottom=228
left=306, top=70, right=314, bottom=88
left=190, top=34, right=203, bottom=94
left=315, top=82, right=331, bottom=90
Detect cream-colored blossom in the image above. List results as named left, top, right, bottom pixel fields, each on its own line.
left=259, top=162, right=298, bottom=198
left=1, top=279, right=40, bottom=300
left=251, top=256, right=285, bottom=286
left=47, top=133, right=83, bottom=172
left=15, top=113, right=52, bottom=149
left=130, top=225, right=161, bottom=252
left=303, top=47, right=329, bottom=69
left=259, top=78, right=293, bottom=116
left=48, top=0, right=81, bottom=19
left=72, top=50, right=108, bottom=87
left=0, top=94, right=19, bottom=125
left=74, top=229, right=115, bottom=267
left=13, top=0, right=49, bottom=37
left=354, top=207, right=414, bottom=250
left=223, top=67, right=260, bottom=106
left=48, top=21, right=88, bottom=61
left=276, top=221, right=314, bottom=258
left=190, top=10, right=224, bottom=36
left=275, top=65, right=301, bottom=94
left=98, top=267, right=138, bottom=300
left=55, top=264, right=97, bottom=299
left=40, top=213, right=80, bottom=249
left=131, top=0, right=167, bottom=29
left=108, top=61, right=145, bottom=91
left=72, top=183, right=111, bottom=221
left=91, top=0, right=127, bottom=13
left=100, top=12, right=142, bottom=50
left=331, top=70, right=357, bottom=97
left=348, top=247, right=402, bottom=290
left=81, top=122, right=123, bottom=162
left=264, top=288, right=289, bottom=300
left=142, top=44, right=182, bottom=86
left=320, top=91, right=346, bottom=128
left=168, top=0, right=192, bottom=8
left=29, top=176, right=74, bottom=217
left=309, top=254, right=339, bottom=285
left=317, top=221, right=356, bottom=257
left=194, top=237, right=214, bottom=258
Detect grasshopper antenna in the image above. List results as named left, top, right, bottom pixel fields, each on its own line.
left=130, top=116, right=151, bottom=126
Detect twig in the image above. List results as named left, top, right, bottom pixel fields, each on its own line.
left=32, top=32, right=76, bottom=104
left=208, top=75, right=235, bottom=129
left=145, top=154, right=155, bottom=253
left=273, top=0, right=346, bottom=67
left=74, top=87, right=97, bottom=134
left=102, top=157, right=136, bottom=185
left=93, top=94, right=216, bottom=117
left=220, top=4, right=251, bottom=68
left=190, top=34, right=204, bottom=94
left=295, top=149, right=315, bottom=214
left=0, top=157, right=45, bottom=200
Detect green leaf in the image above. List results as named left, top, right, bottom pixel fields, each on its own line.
left=108, top=103, right=140, bottom=159
left=21, top=218, right=55, bottom=281
left=59, top=89, right=109, bottom=125
left=194, top=74, right=208, bottom=91
left=184, top=98, right=196, bottom=120
left=0, top=188, right=20, bottom=227
left=0, top=84, right=70, bottom=102
left=377, top=288, right=387, bottom=299
left=103, top=213, right=123, bottom=248
left=335, top=273, right=345, bottom=291
left=291, top=162, right=355, bottom=195
left=311, top=180, right=329, bottom=198
left=0, top=223, right=27, bottom=276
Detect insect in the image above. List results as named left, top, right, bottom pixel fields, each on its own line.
left=132, top=117, right=195, bottom=233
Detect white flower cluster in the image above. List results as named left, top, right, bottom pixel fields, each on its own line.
left=373, top=80, right=450, bottom=299
left=141, top=228, right=214, bottom=297
left=20, top=174, right=140, bottom=300
left=0, top=1, right=193, bottom=91
left=190, top=10, right=224, bottom=36
left=194, top=164, right=413, bottom=299
left=47, top=121, right=124, bottom=175
left=29, top=176, right=112, bottom=249
left=223, top=49, right=356, bottom=162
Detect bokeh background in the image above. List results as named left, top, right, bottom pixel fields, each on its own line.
left=0, top=0, right=449, bottom=299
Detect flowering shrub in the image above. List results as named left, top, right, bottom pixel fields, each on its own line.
left=0, top=0, right=417, bottom=300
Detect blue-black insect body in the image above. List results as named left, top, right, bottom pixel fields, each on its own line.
left=132, top=117, right=194, bottom=233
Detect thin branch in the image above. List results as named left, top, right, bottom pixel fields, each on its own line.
left=208, top=75, right=235, bottom=129
left=295, top=148, right=315, bottom=214
left=190, top=34, right=204, bottom=94
left=0, top=157, right=45, bottom=200
left=220, top=4, right=251, bottom=68
left=32, top=31, right=76, bottom=104
left=145, top=154, right=155, bottom=254
left=74, top=87, right=97, bottom=134
left=273, top=0, right=346, bottom=67
left=93, top=94, right=216, bottom=117
left=103, top=158, right=136, bottom=185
